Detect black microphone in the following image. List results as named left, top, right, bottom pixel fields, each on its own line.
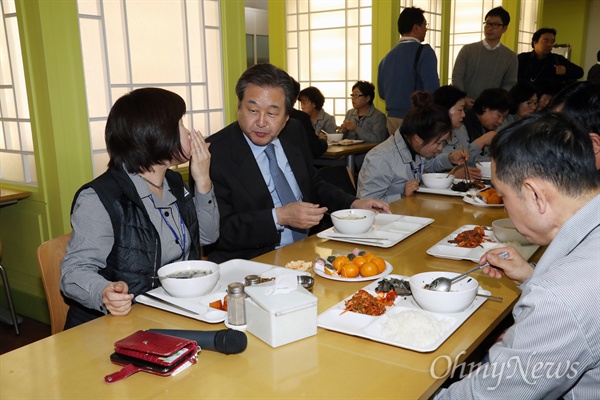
left=148, top=328, right=247, bottom=355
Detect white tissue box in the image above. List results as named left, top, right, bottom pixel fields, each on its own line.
left=245, top=284, right=318, bottom=348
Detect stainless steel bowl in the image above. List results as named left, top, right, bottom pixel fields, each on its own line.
left=298, top=275, right=315, bottom=291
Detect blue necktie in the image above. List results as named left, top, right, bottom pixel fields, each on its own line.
left=264, top=143, right=306, bottom=242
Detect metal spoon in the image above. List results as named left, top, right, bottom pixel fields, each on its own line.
left=428, top=251, right=509, bottom=292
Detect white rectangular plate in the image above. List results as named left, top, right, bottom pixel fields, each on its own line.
left=137, top=259, right=309, bottom=322
left=426, top=225, right=539, bottom=262
left=416, top=179, right=487, bottom=197
left=317, top=274, right=489, bottom=352
left=317, top=214, right=434, bottom=248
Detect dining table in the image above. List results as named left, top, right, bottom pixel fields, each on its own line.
left=0, top=193, right=544, bottom=399
left=321, top=141, right=378, bottom=176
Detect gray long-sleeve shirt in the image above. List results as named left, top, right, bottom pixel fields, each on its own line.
left=436, top=195, right=600, bottom=399
left=60, top=171, right=219, bottom=312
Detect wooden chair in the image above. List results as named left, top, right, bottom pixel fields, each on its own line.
left=37, top=233, right=71, bottom=335
left=0, top=240, right=20, bottom=335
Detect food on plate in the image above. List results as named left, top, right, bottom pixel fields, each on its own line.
left=360, top=262, right=379, bottom=277
left=284, top=260, right=313, bottom=272
left=375, top=278, right=412, bottom=296
left=343, top=290, right=387, bottom=316
left=316, top=249, right=388, bottom=278
left=341, top=262, right=360, bottom=278
left=478, top=188, right=502, bottom=204
left=209, top=296, right=227, bottom=311
left=450, top=180, right=486, bottom=192
left=448, top=226, right=491, bottom=248
left=381, top=310, right=453, bottom=347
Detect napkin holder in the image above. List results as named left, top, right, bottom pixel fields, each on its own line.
left=244, top=280, right=317, bottom=348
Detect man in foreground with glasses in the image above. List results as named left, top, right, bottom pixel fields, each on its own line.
left=452, top=6, right=517, bottom=109
left=378, top=6, right=439, bottom=136
left=435, top=113, right=600, bottom=399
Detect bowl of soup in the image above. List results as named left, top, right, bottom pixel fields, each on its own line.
left=158, top=260, right=220, bottom=298
left=331, top=209, right=375, bottom=234
left=492, top=218, right=531, bottom=245
left=421, top=173, right=454, bottom=190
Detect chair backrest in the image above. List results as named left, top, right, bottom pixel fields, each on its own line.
left=37, top=233, right=71, bottom=335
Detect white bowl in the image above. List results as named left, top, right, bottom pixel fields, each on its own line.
left=326, top=133, right=344, bottom=143
left=477, top=162, right=492, bottom=178
left=421, top=173, right=454, bottom=190
left=492, top=218, right=531, bottom=245
left=158, top=260, right=220, bottom=298
left=409, top=271, right=478, bottom=313
left=331, top=209, right=375, bottom=234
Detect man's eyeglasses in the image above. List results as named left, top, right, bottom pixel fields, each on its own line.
left=350, top=94, right=365, bottom=98
left=483, top=22, right=504, bottom=29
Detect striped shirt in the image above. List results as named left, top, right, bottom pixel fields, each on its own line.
left=436, top=194, right=600, bottom=399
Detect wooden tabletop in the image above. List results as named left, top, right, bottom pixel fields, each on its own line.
left=0, top=187, right=31, bottom=205
left=0, top=193, right=542, bottom=399
left=322, top=142, right=378, bottom=159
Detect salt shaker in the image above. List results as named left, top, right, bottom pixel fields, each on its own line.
left=244, top=275, right=261, bottom=286
left=226, top=282, right=246, bottom=326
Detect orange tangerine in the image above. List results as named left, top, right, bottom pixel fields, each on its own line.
left=341, top=262, right=360, bottom=278
left=352, top=255, right=367, bottom=267
left=362, top=252, right=376, bottom=262
left=360, top=261, right=379, bottom=277
left=372, top=257, right=386, bottom=274
left=332, top=256, right=350, bottom=273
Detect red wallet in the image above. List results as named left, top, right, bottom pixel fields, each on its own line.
left=104, top=330, right=199, bottom=383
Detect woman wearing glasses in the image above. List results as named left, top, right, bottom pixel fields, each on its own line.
left=340, top=81, right=388, bottom=143
left=505, top=82, right=539, bottom=124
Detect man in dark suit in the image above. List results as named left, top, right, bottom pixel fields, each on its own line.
left=204, top=64, right=389, bottom=262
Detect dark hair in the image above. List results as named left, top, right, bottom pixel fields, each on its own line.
left=508, top=83, right=538, bottom=113
left=531, top=28, right=556, bottom=48
left=352, top=81, right=376, bottom=105
left=401, top=92, right=452, bottom=144
left=473, top=88, right=512, bottom=115
left=106, top=87, right=186, bottom=173
left=235, top=63, right=295, bottom=116
left=298, top=86, right=326, bottom=110
left=597, top=50, right=600, bottom=63
left=398, top=7, right=425, bottom=35
left=490, top=113, right=599, bottom=196
left=291, top=77, right=301, bottom=99
left=549, top=81, right=600, bottom=134
left=433, top=85, right=466, bottom=111
left=485, top=6, right=510, bottom=26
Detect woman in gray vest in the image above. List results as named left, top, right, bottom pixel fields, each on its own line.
left=60, top=88, right=219, bottom=328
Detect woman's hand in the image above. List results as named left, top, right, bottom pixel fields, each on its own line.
left=404, top=179, right=420, bottom=197
left=102, top=281, right=134, bottom=316
left=189, top=129, right=212, bottom=194
left=448, top=148, right=468, bottom=166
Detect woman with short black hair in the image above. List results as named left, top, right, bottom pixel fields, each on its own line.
left=61, top=87, right=219, bottom=329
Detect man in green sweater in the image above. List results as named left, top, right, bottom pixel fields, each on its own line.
left=452, top=7, right=517, bottom=108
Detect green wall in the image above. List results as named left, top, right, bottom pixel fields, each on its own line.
left=541, top=0, right=590, bottom=68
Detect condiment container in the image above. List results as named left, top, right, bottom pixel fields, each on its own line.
left=244, top=283, right=317, bottom=348
left=226, top=282, right=246, bottom=326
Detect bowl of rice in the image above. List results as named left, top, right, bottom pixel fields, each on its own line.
left=409, top=271, right=478, bottom=313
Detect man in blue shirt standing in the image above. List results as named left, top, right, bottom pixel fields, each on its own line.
left=378, top=7, right=440, bottom=136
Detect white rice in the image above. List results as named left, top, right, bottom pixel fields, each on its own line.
left=381, top=310, right=453, bottom=347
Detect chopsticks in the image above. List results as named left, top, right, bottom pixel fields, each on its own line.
left=446, top=164, right=460, bottom=178
left=461, top=149, right=471, bottom=183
